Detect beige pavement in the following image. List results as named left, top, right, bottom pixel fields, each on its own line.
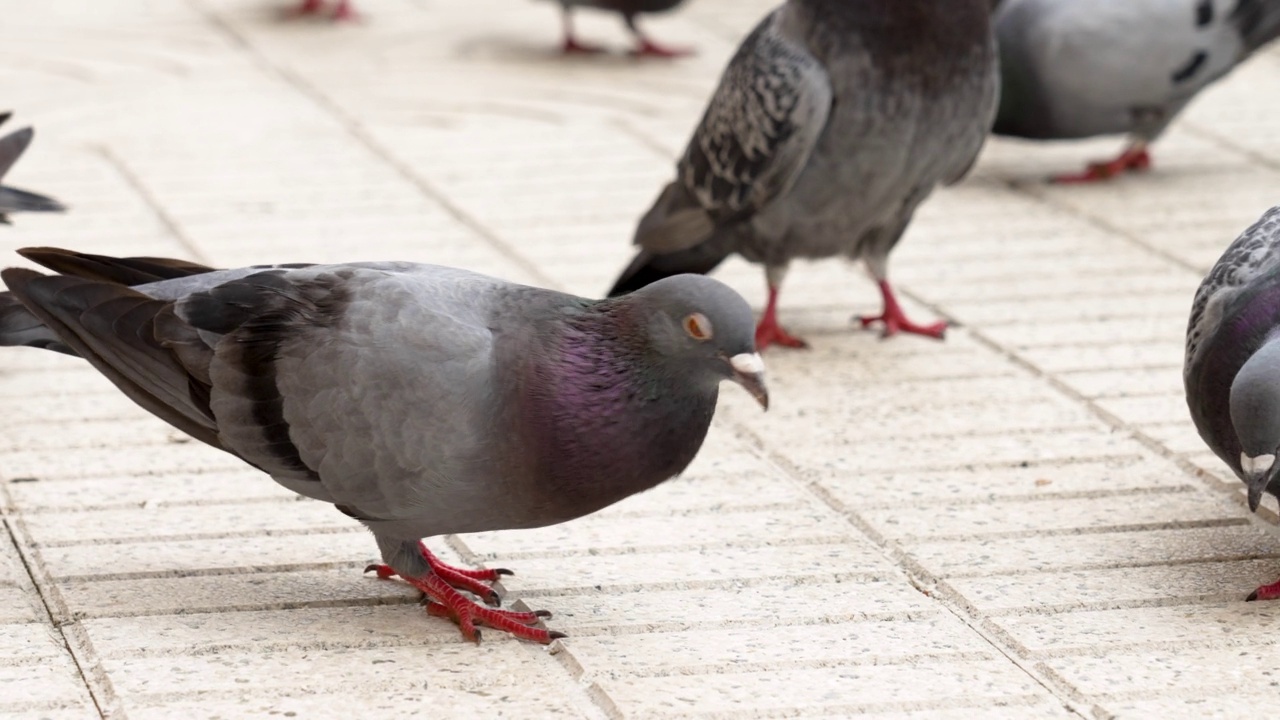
left=2, top=0, right=1280, bottom=717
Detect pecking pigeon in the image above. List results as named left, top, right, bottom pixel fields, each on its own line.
left=0, top=113, right=66, bottom=224
left=606, top=0, right=999, bottom=350
left=1185, top=206, right=1280, bottom=601
left=994, top=0, right=1280, bottom=183
left=543, top=0, right=692, bottom=57
left=0, top=247, right=768, bottom=644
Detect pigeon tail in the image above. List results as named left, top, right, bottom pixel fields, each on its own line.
left=0, top=290, right=73, bottom=354
left=0, top=186, right=65, bottom=215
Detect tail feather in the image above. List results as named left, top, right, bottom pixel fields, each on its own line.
left=0, top=289, right=72, bottom=353
left=0, top=186, right=66, bottom=215
left=1, top=268, right=221, bottom=449
left=18, top=247, right=214, bottom=285
left=606, top=236, right=735, bottom=297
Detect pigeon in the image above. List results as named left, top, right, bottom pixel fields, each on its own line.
left=606, top=0, right=999, bottom=350
left=993, top=0, right=1280, bottom=183
left=0, top=113, right=66, bottom=224
left=544, top=0, right=692, bottom=57
left=292, top=0, right=356, bottom=21
left=0, top=247, right=768, bottom=644
left=1185, top=206, right=1280, bottom=602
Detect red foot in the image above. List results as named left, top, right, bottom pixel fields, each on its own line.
left=1052, top=148, right=1152, bottom=184
left=631, top=38, right=695, bottom=58
left=292, top=0, right=358, bottom=21
left=1248, top=577, right=1280, bottom=602
left=754, top=285, right=808, bottom=351
left=365, top=544, right=559, bottom=644
left=858, top=279, right=947, bottom=340
left=409, top=573, right=561, bottom=644
left=562, top=37, right=606, bottom=54
left=365, top=541, right=511, bottom=607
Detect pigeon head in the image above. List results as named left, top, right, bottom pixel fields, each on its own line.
left=624, top=274, right=769, bottom=410
left=1230, top=337, right=1280, bottom=511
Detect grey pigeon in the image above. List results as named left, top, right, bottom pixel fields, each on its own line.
left=1185, top=206, right=1280, bottom=601
left=544, top=0, right=692, bottom=57
left=607, top=0, right=999, bottom=350
left=994, top=0, right=1280, bottom=182
left=0, top=247, right=768, bottom=644
left=0, top=113, right=66, bottom=224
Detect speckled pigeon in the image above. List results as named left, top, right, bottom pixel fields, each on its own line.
left=994, top=0, right=1280, bottom=183
left=0, top=247, right=768, bottom=644
left=606, top=0, right=999, bottom=349
left=1185, top=206, right=1280, bottom=602
left=543, top=0, right=692, bottom=57
left=0, top=113, right=66, bottom=224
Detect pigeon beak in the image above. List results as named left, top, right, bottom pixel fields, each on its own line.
left=728, top=352, right=769, bottom=410
left=1241, top=453, right=1276, bottom=512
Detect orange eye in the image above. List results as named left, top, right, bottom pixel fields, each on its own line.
left=683, top=312, right=713, bottom=341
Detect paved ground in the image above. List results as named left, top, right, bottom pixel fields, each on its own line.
left=3, top=0, right=1280, bottom=718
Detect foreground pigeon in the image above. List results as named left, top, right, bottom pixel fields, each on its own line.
left=607, top=0, right=999, bottom=349
left=0, top=113, right=66, bottom=224
left=994, top=0, right=1280, bottom=183
left=1185, top=206, right=1280, bottom=601
left=0, top=247, right=768, bottom=643
left=544, top=0, right=691, bottom=57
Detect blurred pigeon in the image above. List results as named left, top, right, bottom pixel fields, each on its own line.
left=994, top=0, right=1280, bottom=183
left=292, top=0, right=356, bottom=21
left=546, top=0, right=692, bottom=57
left=1185, top=206, right=1280, bottom=601
left=0, top=247, right=767, bottom=644
left=607, top=0, right=998, bottom=349
left=0, top=113, right=66, bottom=224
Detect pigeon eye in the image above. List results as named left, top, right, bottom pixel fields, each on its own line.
left=683, top=313, right=713, bottom=341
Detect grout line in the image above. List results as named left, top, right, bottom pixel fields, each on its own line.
left=95, top=146, right=214, bottom=266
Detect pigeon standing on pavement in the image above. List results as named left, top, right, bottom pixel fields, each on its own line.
left=1185, top=206, right=1280, bottom=602
left=994, top=0, right=1280, bottom=183
left=545, top=0, right=692, bottom=57
left=607, top=0, right=999, bottom=349
left=0, top=113, right=66, bottom=224
left=0, top=247, right=768, bottom=644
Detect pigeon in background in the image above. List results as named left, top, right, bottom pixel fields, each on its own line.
left=994, top=0, right=1280, bottom=183
left=0, top=113, right=66, bottom=224
left=1185, top=206, right=1280, bottom=601
left=607, top=0, right=998, bottom=349
left=544, top=0, right=692, bottom=57
left=0, top=247, right=767, bottom=644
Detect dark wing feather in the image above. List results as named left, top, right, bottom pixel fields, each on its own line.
left=0, top=268, right=221, bottom=448
left=19, top=247, right=216, bottom=285
left=632, top=8, right=833, bottom=255
left=0, top=126, right=33, bottom=183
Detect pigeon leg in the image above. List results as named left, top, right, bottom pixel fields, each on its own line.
left=365, top=541, right=512, bottom=606
left=331, top=0, right=358, bottom=21
left=1052, top=142, right=1152, bottom=184
left=858, top=279, right=947, bottom=340
left=1248, top=578, right=1280, bottom=602
left=561, top=9, right=606, bottom=54
left=294, top=0, right=324, bottom=14
left=403, top=573, right=563, bottom=644
left=754, top=269, right=808, bottom=351
left=624, top=14, right=694, bottom=58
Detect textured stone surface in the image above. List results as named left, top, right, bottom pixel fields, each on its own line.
left=3, top=0, right=1280, bottom=717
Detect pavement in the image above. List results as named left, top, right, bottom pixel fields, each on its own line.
left=2, top=0, right=1280, bottom=718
